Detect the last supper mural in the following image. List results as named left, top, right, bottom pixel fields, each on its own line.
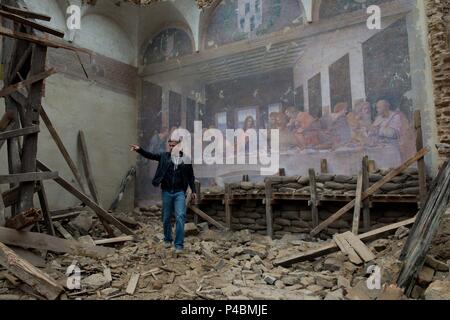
left=139, top=0, right=421, bottom=194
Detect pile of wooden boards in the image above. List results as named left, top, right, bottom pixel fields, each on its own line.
left=333, top=231, right=375, bottom=265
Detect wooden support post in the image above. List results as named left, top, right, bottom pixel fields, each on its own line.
left=265, top=178, right=273, bottom=238
left=278, top=168, right=286, bottom=177
left=18, top=44, right=47, bottom=214
left=414, top=111, right=427, bottom=206
left=39, top=105, right=86, bottom=193
left=0, top=241, right=64, bottom=300
left=352, top=172, right=363, bottom=235
left=309, top=169, right=319, bottom=227
left=362, top=156, right=371, bottom=231
left=368, top=160, right=376, bottom=173
left=78, top=130, right=100, bottom=204
left=36, top=160, right=134, bottom=236
left=0, top=186, right=5, bottom=227
left=321, top=159, right=328, bottom=174
left=36, top=181, right=55, bottom=236
left=224, top=184, right=232, bottom=230
left=310, top=148, right=429, bottom=236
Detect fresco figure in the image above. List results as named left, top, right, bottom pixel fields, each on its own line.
left=321, top=102, right=352, bottom=149
left=293, top=112, right=321, bottom=150
left=285, top=106, right=300, bottom=132
left=275, top=112, right=295, bottom=151
left=347, top=101, right=372, bottom=145
left=370, top=99, right=415, bottom=161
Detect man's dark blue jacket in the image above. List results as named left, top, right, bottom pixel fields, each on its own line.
left=137, top=148, right=197, bottom=193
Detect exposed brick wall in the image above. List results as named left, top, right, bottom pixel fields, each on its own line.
left=426, top=0, right=450, bottom=160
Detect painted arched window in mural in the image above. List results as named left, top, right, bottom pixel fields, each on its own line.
left=143, top=28, right=193, bottom=65
left=206, top=0, right=305, bottom=48
left=319, top=0, right=392, bottom=19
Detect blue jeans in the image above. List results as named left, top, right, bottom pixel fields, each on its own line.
left=161, top=191, right=186, bottom=249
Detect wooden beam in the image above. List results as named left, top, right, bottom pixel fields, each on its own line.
left=53, top=221, right=74, bottom=240
left=0, top=242, right=64, bottom=300
left=39, top=106, right=87, bottom=193
left=414, top=111, right=427, bottom=205
left=52, top=211, right=84, bottom=221
left=0, top=9, right=64, bottom=38
left=310, top=148, right=429, bottom=236
left=36, top=160, right=134, bottom=236
left=0, top=226, right=114, bottom=258
left=0, top=125, right=39, bottom=140
left=321, top=159, right=328, bottom=174
left=333, top=233, right=363, bottom=265
left=9, top=44, right=32, bottom=83
left=94, top=236, right=135, bottom=246
left=362, top=156, right=371, bottom=231
left=397, top=161, right=450, bottom=295
left=0, top=26, right=91, bottom=54
left=0, top=111, right=14, bottom=131
left=274, top=217, right=416, bottom=267
left=187, top=205, right=227, bottom=230
left=50, top=206, right=86, bottom=216
left=126, top=273, right=140, bottom=295
left=0, top=171, right=58, bottom=185
left=265, top=178, right=273, bottom=238
left=342, top=231, right=375, bottom=262
left=0, top=186, right=5, bottom=227
left=36, top=181, right=55, bottom=236
left=352, top=172, right=363, bottom=235
left=0, top=4, right=52, bottom=21
left=0, top=67, right=56, bottom=97
left=78, top=131, right=100, bottom=204
left=309, top=169, right=319, bottom=227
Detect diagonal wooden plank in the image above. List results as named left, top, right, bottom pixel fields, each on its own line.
left=0, top=186, right=5, bottom=227
left=39, top=105, right=87, bottom=193
left=0, top=26, right=91, bottom=54
left=0, top=241, right=63, bottom=300
left=333, top=233, right=363, bottom=265
left=342, top=231, right=375, bottom=262
left=0, top=125, right=39, bottom=140
left=274, top=217, right=416, bottom=267
left=0, top=9, right=64, bottom=37
left=78, top=131, right=100, bottom=204
left=0, top=4, right=51, bottom=21
left=0, top=68, right=56, bottom=97
left=310, top=148, right=429, bottom=236
left=0, top=226, right=114, bottom=258
left=36, top=160, right=134, bottom=236
left=188, top=205, right=227, bottom=230
left=53, top=221, right=74, bottom=240
left=0, top=111, right=14, bottom=131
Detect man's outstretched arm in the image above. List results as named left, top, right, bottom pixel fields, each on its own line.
left=131, top=144, right=161, bottom=161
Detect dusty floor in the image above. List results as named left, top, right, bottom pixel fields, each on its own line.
left=0, top=205, right=449, bottom=300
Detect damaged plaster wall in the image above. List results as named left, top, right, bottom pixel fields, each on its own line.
left=1, top=0, right=139, bottom=212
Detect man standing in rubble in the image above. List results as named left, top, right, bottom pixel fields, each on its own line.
left=131, top=138, right=197, bottom=254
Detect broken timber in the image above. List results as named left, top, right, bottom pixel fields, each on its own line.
left=0, top=171, right=58, bottom=185
left=397, top=160, right=450, bottom=295
left=78, top=130, right=100, bottom=204
left=0, top=241, right=64, bottom=300
left=310, top=148, right=429, bottom=236
left=36, top=160, right=134, bottom=236
left=0, top=226, right=114, bottom=258
left=0, top=68, right=56, bottom=97
left=274, top=217, right=416, bottom=267
left=109, top=167, right=136, bottom=212
left=187, top=205, right=227, bottom=230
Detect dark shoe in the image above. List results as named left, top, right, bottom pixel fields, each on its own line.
left=164, top=242, right=172, bottom=248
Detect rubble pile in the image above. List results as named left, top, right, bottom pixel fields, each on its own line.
left=1, top=206, right=448, bottom=300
